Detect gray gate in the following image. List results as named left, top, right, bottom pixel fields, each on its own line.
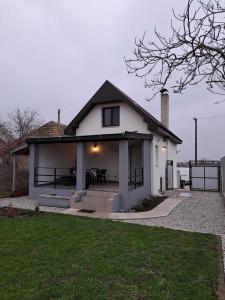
left=166, top=160, right=173, bottom=190
left=189, top=161, right=221, bottom=191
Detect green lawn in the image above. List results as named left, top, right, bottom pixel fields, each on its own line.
left=0, top=214, right=219, bottom=300
left=0, top=191, right=10, bottom=198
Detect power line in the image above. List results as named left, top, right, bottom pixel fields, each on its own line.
left=171, top=114, right=225, bottom=122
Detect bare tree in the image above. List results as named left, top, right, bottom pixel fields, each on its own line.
left=0, top=119, right=13, bottom=141
left=8, top=108, right=43, bottom=138
left=125, top=0, right=225, bottom=100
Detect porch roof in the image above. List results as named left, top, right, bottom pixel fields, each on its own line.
left=25, top=131, right=153, bottom=144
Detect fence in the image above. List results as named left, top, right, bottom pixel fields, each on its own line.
left=189, top=160, right=221, bottom=191
left=221, top=157, right=225, bottom=196
left=128, top=168, right=143, bottom=189
left=34, top=167, right=75, bottom=188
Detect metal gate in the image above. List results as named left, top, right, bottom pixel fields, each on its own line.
left=189, top=161, right=221, bottom=191
left=166, top=160, right=173, bottom=190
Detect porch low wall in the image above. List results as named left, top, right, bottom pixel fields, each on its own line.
left=29, top=185, right=150, bottom=211
left=34, top=196, right=70, bottom=208
left=120, top=186, right=151, bottom=210
left=29, top=186, right=74, bottom=208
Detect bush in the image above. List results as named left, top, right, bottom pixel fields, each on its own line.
left=132, top=195, right=167, bottom=212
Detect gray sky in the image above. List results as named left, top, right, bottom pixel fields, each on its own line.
left=0, top=0, right=224, bottom=161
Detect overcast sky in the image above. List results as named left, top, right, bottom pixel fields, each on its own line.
left=0, top=0, right=224, bottom=161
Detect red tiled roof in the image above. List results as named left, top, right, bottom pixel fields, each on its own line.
left=0, top=121, right=66, bottom=155
left=0, top=139, right=23, bottom=155
left=27, top=121, right=66, bottom=138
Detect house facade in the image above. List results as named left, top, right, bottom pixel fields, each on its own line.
left=26, top=81, right=182, bottom=212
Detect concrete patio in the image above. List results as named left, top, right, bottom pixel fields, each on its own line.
left=0, top=194, right=182, bottom=220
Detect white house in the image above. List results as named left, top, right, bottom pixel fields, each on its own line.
left=26, top=81, right=182, bottom=212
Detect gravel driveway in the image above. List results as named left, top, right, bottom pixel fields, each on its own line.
left=125, top=191, right=225, bottom=235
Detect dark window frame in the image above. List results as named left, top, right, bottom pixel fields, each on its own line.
left=102, top=106, right=120, bottom=127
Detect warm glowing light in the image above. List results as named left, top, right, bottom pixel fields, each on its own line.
left=161, top=146, right=167, bottom=152
left=92, top=143, right=99, bottom=153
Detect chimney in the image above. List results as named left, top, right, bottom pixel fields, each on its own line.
left=160, top=89, right=169, bottom=128
left=57, top=109, right=61, bottom=124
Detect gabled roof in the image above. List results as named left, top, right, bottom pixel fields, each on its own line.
left=64, top=80, right=182, bottom=144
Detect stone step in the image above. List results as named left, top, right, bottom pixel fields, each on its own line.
left=86, top=190, right=116, bottom=198
left=70, top=190, right=120, bottom=212
left=39, top=194, right=70, bottom=200
left=37, top=194, right=70, bottom=208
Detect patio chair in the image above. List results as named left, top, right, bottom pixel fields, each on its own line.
left=96, top=169, right=107, bottom=184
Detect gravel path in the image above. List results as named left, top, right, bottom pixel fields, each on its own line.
left=125, top=191, right=225, bottom=235
left=0, top=197, right=38, bottom=210
left=0, top=197, right=65, bottom=213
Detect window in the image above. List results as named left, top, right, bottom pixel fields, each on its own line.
left=102, top=106, right=120, bottom=127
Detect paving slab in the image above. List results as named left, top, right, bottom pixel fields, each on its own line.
left=61, top=197, right=182, bottom=220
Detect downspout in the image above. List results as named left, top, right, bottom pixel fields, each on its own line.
left=12, top=154, right=16, bottom=193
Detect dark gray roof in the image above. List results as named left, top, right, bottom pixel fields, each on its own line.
left=65, top=80, right=182, bottom=144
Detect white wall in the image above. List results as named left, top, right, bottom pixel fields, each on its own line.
left=76, top=102, right=150, bottom=136
left=38, top=143, right=76, bottom=168
left=151, top=134, right=177, bottom=194
left=86, top=141, right=119, bottom=181
left=37, top=143, right=76, bottom=183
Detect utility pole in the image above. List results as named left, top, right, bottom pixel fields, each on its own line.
left=193, top=118, right=197, bottom=164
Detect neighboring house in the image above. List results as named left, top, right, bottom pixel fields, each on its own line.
left=25, top=81, right=182, bottom=212
left=0, top=138, right=27, bottom=193
left=0, top=137, right=6, bottom=171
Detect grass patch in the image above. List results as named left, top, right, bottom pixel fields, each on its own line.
left=0, top=191, right=10, bottom=198
left=0, top=214, right=219, bottom=299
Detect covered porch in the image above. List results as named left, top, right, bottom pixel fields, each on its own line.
left=28, top=132, right=153, bottom=211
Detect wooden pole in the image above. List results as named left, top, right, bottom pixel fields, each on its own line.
left=12, top=154, right=16, bottom=192
left=194, top=118, right=198, bottom=164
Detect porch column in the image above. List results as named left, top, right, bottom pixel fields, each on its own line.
left=119, top=140, right=129, bottom=195
left=143, top=140, right=152, bottom=194
left=29, top=144, right=38, bottom=193
left=12, top=154, right=16, bottom=192
left=76, top=142, right=86, bottom=190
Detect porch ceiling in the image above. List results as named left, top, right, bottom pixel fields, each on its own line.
left=26, top=132, right=153, bottom=144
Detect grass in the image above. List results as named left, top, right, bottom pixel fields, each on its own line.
left=0, top=191, right=10, bottom=198
left=0, top=214, right=219, bottom=300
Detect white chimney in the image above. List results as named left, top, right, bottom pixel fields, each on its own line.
left=160, top=89, right=169, bottom=128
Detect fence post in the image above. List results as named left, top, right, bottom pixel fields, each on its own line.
left=204, top=165, right=205, bottom=190
left=189, top=161, right=192, bottom=190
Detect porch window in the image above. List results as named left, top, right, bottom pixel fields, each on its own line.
left=102, top=106, right=120, bottom=127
